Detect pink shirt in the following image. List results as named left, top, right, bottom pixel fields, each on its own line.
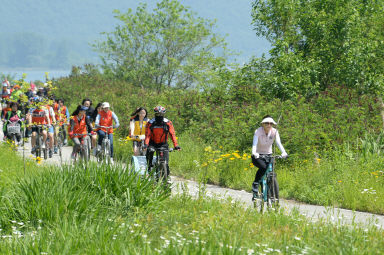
left=252, top=127, right=286, bottom=155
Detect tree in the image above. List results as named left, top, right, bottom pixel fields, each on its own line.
left=94, top=0, right=229, bottom=92
left=251, top=0, right=384, bottom=99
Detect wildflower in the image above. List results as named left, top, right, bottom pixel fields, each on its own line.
left=294, top=236, right=301, bottom=241
left=315, top=158, right=321, bottom=164
left=230, top=158, right=235, bottom=160
left=337, top=180, right=342, bottom=183
left=204, top=146, right=212, bottom=152
left=244, top=168, right=248, bottom=171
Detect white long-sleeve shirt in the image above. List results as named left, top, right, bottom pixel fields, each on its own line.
left=252, top=127, right=287, bottom=155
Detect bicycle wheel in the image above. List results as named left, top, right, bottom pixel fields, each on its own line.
left=82, top=139, right=89, bottom=163
left=104, top=139, right=111, bottom=164
left=87, top=136, right=91, bottom=161
left=253, top=185, right=264, bottom=213
left=35, top=134, right=41, bottom=157
left=267, top=175, right=279, bottom=210
left=158, top=162, right=168, bottom=183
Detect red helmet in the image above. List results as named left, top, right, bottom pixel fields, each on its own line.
left=154, top=105, right=166, bottom=114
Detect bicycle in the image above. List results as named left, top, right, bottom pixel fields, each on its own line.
left=54, top=124, right=66, bottom=160
left=97, top=126, right=113, bottom=164
left=148, top=146, right=175, bottom=185
left=6, top=119, right=23, bottom=150
left=33, top=125, right=48, bottom=160
left=133, top=135, right=146, bottom=156
left=253, top=155, right=284, bottom=212
left=72, top=133, right=91, bottom=163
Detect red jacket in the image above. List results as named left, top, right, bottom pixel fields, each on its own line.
left=145, top=118, right=178, bottom=147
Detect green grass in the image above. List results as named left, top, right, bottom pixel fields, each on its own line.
left=1, top=145, right=384, bottom=254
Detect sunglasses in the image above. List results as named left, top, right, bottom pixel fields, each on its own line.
left=263, top=122, right=274, bottom=125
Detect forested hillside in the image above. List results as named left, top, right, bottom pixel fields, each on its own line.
left=0, top=0, right=268, bottom=68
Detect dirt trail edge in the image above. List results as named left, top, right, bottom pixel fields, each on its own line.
left=6, top=127, right=383, bottom=229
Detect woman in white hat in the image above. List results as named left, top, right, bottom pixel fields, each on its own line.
left=251, top=115, right=288, bottom=198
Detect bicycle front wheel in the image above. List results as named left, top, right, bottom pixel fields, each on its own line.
left=267, top=176, right=279, bottom=209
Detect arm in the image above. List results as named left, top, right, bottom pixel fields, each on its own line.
left=112, top=112, right=119, bottom=128
left=68, top=118, right=75, bottom=138
left=65, top=108, right=70, bottom=121
left=144, top=123, right=151, bottom=146
left=167, top=122, right=179, bottom=147
left=95, top=114, right=100, bottom=127
left=50, top=107, right=56, bottom=124
left=252, top=130, right=259, bottom=157
left=275, top=131, right=288, bottom=157
left=85, top=117, right=94, bottom=134
left=130, top=120, right=135, bottom=137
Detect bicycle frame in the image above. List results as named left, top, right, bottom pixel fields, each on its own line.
left=98, top=126, right=113, bottom=162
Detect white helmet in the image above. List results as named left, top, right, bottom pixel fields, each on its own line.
left=102, top=102, right=110, bottom=108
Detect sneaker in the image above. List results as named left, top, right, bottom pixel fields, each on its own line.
left=63, top=139, right=68, bottom=145
left=49, top=149, right=53, bottom=158
left=31, top=147, right=36, bottom=154
left=41, top=143, right=46, bottom=149
left=110, top=158, right=114, bottom=164
left=54, top=147, right=58, bottom=154
left=71, top=152, right=76, bottom=160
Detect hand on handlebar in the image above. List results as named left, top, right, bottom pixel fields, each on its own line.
left=252, top=153, right=259, bottom=159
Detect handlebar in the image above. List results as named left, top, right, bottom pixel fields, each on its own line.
left=98, top=126, right=113, bottom=129
left=258, top=154, right=287, bottom=159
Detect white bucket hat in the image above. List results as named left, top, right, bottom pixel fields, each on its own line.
left=261, top=117, right=277, bottom=125
left=102, top=102, right=110, bottom=108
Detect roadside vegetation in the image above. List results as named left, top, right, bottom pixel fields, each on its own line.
left=1, top=145, right=384, bottom=254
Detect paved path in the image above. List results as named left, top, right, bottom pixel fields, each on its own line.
left=2, top=123, right=384, bottom=229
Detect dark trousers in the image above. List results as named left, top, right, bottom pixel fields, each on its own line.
left=252, top=155, right=274, bottom=183
left=97, top=130, right=114, bottom=158
left=146, top=143, right=169, bottom=174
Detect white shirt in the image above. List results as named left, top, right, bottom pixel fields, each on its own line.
left=252, top=127, right=287, bottom=155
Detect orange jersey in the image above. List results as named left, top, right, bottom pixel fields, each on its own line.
left=145, top=118, right=178, bottom=147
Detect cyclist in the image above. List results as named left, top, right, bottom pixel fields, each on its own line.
left=95, top=102, right=119, bottom=163
left=30, top=100, right=50, bottom=154
left=144, top=105, right=181, bottom=175
left=130, top=107, right=148, bottom=156
left=82, top=98, right=95, bottom=120
left=251, top=115, right=288, bottom=199
left=2, top=102, right=23, bottom=144
left=44, top=102, right=56, bottom=158
left=68, top=105, right=94, bottom=160
left=90, top=102, right=102, bottom=155
left=53, top=99, right=70, bottom=150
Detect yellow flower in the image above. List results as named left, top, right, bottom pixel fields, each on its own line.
left=201, top=163, right=208, bottom=167
left=338, top=180, right=342, bottom=183
left=229, top=158, right=235, bottom=160
left=204, top=146, right=212, bottom=152
left=244, top=168, right=248, bottom=171
left=316, top=158, right=321, bottom=164
left=232, top=153, right=241, bottom=159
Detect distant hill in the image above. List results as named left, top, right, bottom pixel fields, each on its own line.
left=0, top=0, right=269, bottom=69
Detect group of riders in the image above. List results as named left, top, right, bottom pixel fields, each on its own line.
left=1, top=78, right=288, bottom=199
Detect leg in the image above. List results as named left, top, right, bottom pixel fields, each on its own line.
left=251, top=157, right=268, bottom=195
left=146, top=149, right=154, bottom=173
left=91, top=134, right=97, bottom=149
left=133, top=141, right=139, bottom=156
left=97, top=130, right=105, bottom=146
left=72, top=137, right=81, bottom=155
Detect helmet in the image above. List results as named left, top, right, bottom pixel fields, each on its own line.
left=102, top=102, right=110, bottom=108
left=154, top=105, right=166, bottom=114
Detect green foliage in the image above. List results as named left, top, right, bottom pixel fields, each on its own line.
left=251, top=0, right=384, bottom=98
left=93, top=0, right=230, bottom=91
